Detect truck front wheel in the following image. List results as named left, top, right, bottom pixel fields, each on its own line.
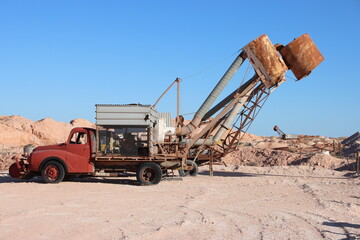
left=136, top=162, right=162, bottom=185
left=41, top=161, right=65, bottom=183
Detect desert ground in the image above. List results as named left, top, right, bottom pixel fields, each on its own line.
left=0, top=115, right=359, bottom=239
left=0, top=166, right=359, bottom=240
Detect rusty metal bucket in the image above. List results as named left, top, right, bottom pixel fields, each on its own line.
left=242, top=34, right=288, bottom=88
left=279, top=33, right=324, bottom=80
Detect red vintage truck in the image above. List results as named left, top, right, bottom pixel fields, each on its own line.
left=11, top=127, right=97, bottom=183
left=9, top=126, right=197, bottom=185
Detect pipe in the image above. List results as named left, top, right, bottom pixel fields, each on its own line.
left=180, top=138, right=213, bottom=146
left=184, top=78, right=260, bottom=149
left=202, top=89, right=238, bottom=122
left=177, top=78, right=181, bottom=119
left=202, top=74, right=258, bottom=121
left=153, top=78, right=179, bottom=108
left=180, top=77, right=261, bottom=147
left=212, top=81, right=267, bottom=143
left=182, top=94, right=252, bottom=146
left=176, top=51, right=247, bottom=136
left=212, top=93, right=253, bottom=142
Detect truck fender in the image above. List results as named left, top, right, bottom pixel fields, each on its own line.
left=39, top=157, right=69, bottom=173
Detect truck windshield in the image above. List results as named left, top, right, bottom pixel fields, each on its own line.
left=70, top=132, right=87, bottom=144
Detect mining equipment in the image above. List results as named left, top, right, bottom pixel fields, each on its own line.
left=9, top=33, right=324, bottom=185
left=273, top=125, right=298, bottom=140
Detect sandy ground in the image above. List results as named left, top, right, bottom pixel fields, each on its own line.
left=0, top=166, right=359, bottom=240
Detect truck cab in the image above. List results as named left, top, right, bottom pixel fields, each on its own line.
left=24, top=127, right=96, bottom=182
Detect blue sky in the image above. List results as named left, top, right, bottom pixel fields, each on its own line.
left=0, top=0, right=359, bottom=137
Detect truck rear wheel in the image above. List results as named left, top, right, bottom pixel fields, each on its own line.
left=178, top=160, right=199, bottom=177
left=136, top=162, right=162, bottom=185
left=41, top=161, right=65, bottom=183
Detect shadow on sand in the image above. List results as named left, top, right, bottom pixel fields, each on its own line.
left=0, top=172, right=139, bottom=186
left=0, top=173, right=36, bottom=183
left=199, top=171, right=257, bottom=177
left=0, top=172, right=184, bottom=186
left=198, top=170, right=352, bottom=180
left=1, top=168, right=355, bottom=185
left=322, top=221, right=360, bottom=240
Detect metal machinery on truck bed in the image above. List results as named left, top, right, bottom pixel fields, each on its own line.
left=174, top=33, right=324, bottom=170
left=94, top=104, right=176, bottom=166
left=91, top=33, right=324, bottom=177
left=9, top=33, right=324, bottom=185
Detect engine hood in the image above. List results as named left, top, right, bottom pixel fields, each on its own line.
left=34, top=143, right=66, bottom=152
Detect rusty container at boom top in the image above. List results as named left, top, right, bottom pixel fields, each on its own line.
left=242, top=34, right=288, bottom=89
left=279, top=33, right=324, bottom=80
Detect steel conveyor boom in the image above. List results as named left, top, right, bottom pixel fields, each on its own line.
left=178, top=33, right=324, bottom=163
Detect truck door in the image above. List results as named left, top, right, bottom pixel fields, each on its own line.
left=66, top=130, right=91, bottom=172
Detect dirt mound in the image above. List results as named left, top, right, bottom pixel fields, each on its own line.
left=0, top=148, right=22, bottom=171
left=223, top=147, right=302, bottom=166
left=0, top=115, right=95, bottom=147
left=222, top=146, right=347, bottom=170
left=306, top=153, right=347, bottom=169
left=70, top=118, right=95, bottom=128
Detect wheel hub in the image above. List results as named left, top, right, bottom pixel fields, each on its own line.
left=45, top=165, right=59, bottom=180
left=142, top=168, right=155, bottom=182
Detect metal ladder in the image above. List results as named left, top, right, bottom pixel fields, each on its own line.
left=218, top=83, right=272, bottom=156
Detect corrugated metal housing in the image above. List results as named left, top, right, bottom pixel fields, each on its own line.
left=96, top=104, right=158, bottom=126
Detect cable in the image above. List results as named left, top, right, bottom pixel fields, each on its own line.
left=236, top=61, right=252, bottom=94
left=285, top=74, right=298, bottom=81
left=181, top=50, right=241, bottom=80
left=181, top=112, right=196, bottom=116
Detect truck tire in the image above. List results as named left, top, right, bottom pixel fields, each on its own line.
left=41, top=161, right=65, bottom=183
left=136, top=162, right=162, bottom=185
left=178, top=160, right=199, bottom=177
